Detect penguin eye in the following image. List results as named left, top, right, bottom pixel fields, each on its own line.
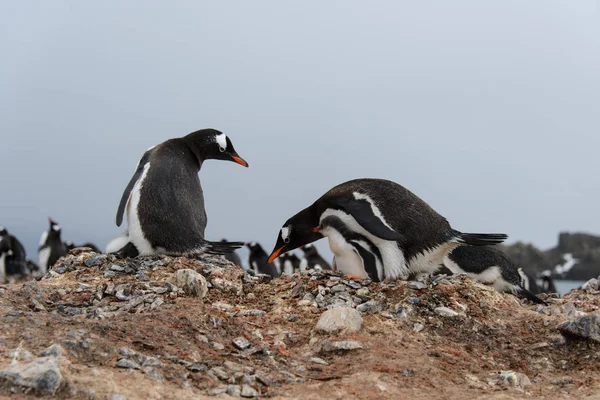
left=219, top=146, right=226, bottom=153
left=283, top=237, right=290, bottom=244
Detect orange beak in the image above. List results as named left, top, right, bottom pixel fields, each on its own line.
left=268, top=246, right=284, bottom=264
left=312, top=227, right=320, bottom=233
left=231, top=155, right=249, bottom=167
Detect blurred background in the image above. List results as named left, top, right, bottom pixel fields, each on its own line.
left=1, top=1, right=599, bottom=291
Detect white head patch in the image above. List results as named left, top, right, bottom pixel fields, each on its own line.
left=52, top=224, right=61, bottom=232
left=215, top=133, right=228, bottom=150
left=281, top=226, right=291, bottom=242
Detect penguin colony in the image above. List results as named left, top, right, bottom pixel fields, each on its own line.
left=1, top=128, right=552, bottom=303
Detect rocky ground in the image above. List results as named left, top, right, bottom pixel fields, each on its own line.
left=1, top=248, right=600, bottom=399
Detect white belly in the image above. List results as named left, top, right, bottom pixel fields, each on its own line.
left=126, top=163, right=155, bottom=256
left=0, top=253, right=6, bottom=282
left=443, top=256, right=518, bottom=293
left=38, top=247, right=51, bottom=273
left=321, top=226, right=368, bottom=279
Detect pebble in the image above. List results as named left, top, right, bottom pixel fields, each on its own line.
left=330, top=284, right=347, bottom=293
left=287, top=315, right=299, bottom=322
left=408, top=281, right=428, bottom=290
left=241, top=384, right=258, bottom=398
left=355, top=287, right=370, bottom=297
left=314, top=307, right=363, bottom=334
left=213, top=342, right=225, bottom=350
left=207, top=385, right=229, bottom=396
left=214, top=301, right=234, bottom=311
left=116, top=358, right=141, bottom=370
left=40, top=344, right=65, bottom=358
left=136, top=272, right=149, bottom=281
left=434, top=307, right=459, bottom=317
left=309, top=357, right=329, bottom=365
left=406, top=297, right=420, bottom=304
left=413, top=323, right=425, bottom=332
left=104, top=271, right=116, bottom=278
left=227, top=385, right=242, bottom=397
left=558, top=312, right=600, bottom=343
left=110, top=265, right=125, bottom=272
left=321, top=340, right=364, bottom=353
left=290, top=283, right=305, bottom=298
left=54, top=267, right=67, bottom=274
left=210, top=367, right=230, bottom=381
left=85, top=255, right=103, bottom=267
left=496, top=370, right=531, bottom=389
left=238, top=309, right=266, bottom=317
left=380, top=311, right=394, bottom=319
left=233, top=337, right=251, bottom=350
left=297, top=299, right=313, bottom=307
left=175, top=269, right=208, bottom=298
left=344, top=281, right=362, bottom=290
left=356, top=300, right=383, bottom=314
left=0, top=356, right=64, bottom=395
left=582, top=278, right=600, bottom=291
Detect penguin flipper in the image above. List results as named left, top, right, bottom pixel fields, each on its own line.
left=351, top=242, right=381, bottom=282
left=455, top=232, right=508, bottom=246
left=329, top=197, right=403, bottom=241
left=116, top=150, right=152, bottom=227
left=203, top=240, right=244, bottom=255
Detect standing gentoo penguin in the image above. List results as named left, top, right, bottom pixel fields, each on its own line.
left=113, top=129, right=248, bottom=257
left=221, top=239, right=242, bottom=267
left=267, top=178, right=508, bottom=281
left=301, top=244, right=332, bottom=271
left=443, top=246, right=546, bottom=304
left=38, top=218, right=68, bottom=273
left=0, top=227, right=28, bottom=281
left=315, top=215, right=383, bottom=281
left=279, top=252, right=301, bottom=275
left=246, top=242, right=279, bottom=278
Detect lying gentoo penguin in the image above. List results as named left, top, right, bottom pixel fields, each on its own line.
left=443, top=246, right=546, bottom=304
left=65, top=241, right=101, bottom=253
left=0, top=227, right=28, bottom=281
left=268, top=178, right=508, bottom=280
left=279, top=252, right=301, bottom=275
left=221, top=238, right=242, bottom=267
left=315, top=215, right=383, bottom=281
left=38, top=218, right=68, bottom=273
left=246, top=242, right=279, bottom=278
left=113, top=129, right=248, bottom=257
left=301, top=244, right=332, bottom=271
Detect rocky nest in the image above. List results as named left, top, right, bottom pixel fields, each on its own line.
left=0, top=248, right=599, bottom=399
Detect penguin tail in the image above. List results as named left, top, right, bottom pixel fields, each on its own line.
left=453, top=231, right=508, bottom=246
left=204, top=240, right=244, bottom=255
left=517, top=287, right=548, bottom=305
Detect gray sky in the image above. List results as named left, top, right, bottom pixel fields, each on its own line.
left=1, top=1, right=599, bottom=263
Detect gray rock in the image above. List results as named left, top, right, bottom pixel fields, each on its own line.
left=309, top=357, right=329, bottom=365
left=408, top=281, right=428, bottom=290
left=330, top=284, right=347, bottom=293
left=233, top=337, right=251, bottom=350
left=40, top=344, right=65, bottom=358
left=405, top=297, right=420, bottom=304
left=238, top=309, right=266, bottom=317
left=85, top=255, right=103, bottom=267
left=434, top=307, right=459, bottom=317
left=290, top=283, right=305, bottom=298
left=496, top=370, right=531, bottom=389
left=355, top=287, right=369, bottom=297
left=380, top=311, right=394, bottom=319
left=136, top=272, right=150, bottom=281
left=110, top=265, right=125, bottom=272
left=558, top=312, right=600, bottom=342
left=356, top=300, right=383, bottom=314
left=241, top=384, right=258, bottom=398
left=116, top=358, right=141, bottom=370
left=582, top=278, right=600, bottom=291
left=207, top=385, right=229, bottom=396
left=314, top=307, right=363, bottom=335
left=175, top=269, right=208, bottom=298
left=104, top=271, right=116, bottom=278
left=0, top=357, right=63, bottom=395
left=321, top=340, right=364, bottom=353
left=54, top=267, right=67, bottom=274
left=226, top=384, right=242, bottom=397
left=344, top=281, right=362, bottom=290
left=413, top=323, right=425, bottom=332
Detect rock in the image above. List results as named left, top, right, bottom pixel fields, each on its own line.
left=314, top=307, right=363, bottom=335
left=309, top=357, right=329, bottom=365
left=241, top=384, right=258, bottom=398
left=321, top=340, right=364, bottom=353
left=226, top=384, right=242, bottom=397
left=290, top=283, right=305, bottom=298
left=116, top=358, right=141, bottom=370
left=110, top=395, right=128, bottom=400
left=344, top=281, right=362, bottom=290
left=210, top=367, right=230, bottom=381
left=355, top=287, right=369, bottom=297
left=408, top=281, right=427, bottom=290
left=233, top=337, right=251, bottom=350
left=380, top=311, right=394, bottom=319
left=582, top=278, right=600, bottom=291
left=214, top=301, right=234, bottom=311
left=40, top=344, right=65, bottom=358
left=356, top=300, right=383, bottom=314
left=413, top=323, right=425, bottom=332
left=207, top=385, right=229, bottom=396
left=0, top=357, right=63, bottom=395
left=175, top=269, right=208, bottom=298
left=558, top=312, right=600, bottom=342
left=85, top=255, right=103, bottom=267
left=434, top=307, right=459, bottom=317
left=287, top=315, right=299, bottom=322
left=330, top=284, right=347, bottom=293
left=496, top=370, right=531, bottom=389
left=238, top=309, right=266, bottom=317
left=110, top=265, right=125, bottom=272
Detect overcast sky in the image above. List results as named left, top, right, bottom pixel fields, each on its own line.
left=1, top=1, right=599, bottom=264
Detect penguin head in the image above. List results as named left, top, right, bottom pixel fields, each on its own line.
left=186, top=129, right=249, bottom=167
left=268, top=209, right=322, bottom=263
left=0, top=226, right=7, bottom=236
left=48, top=218, right=62, bottom=238
left=244, top=242, right=266, bottom=256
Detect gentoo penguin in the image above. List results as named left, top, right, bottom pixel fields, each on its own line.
left=539, top=272, right=557, bottom=294
left=443, top=246, right=546, bottom=304
left=315, top=215, right=383, bottom=281
left=0, top=227, right=29, bottom=281
left=65, top=241, right=101, bottom=253
left=220, top=239, right=242, bottom=267
left=518, top=268, right=542, bottom=295
left=113, top=129, right=248, bottom=257
left=279, top=252, right=301, bottom=275
left=301, top=244, right=332, bottom=271
left=38, top=218, right=68, bottom=273
left=245, top=242, right=279, bottom=278
left=268, top=178, right=507, bottom=281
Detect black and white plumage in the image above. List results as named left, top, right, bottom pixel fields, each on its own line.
left=38, top=218, right=68, bottom=273
left=316, top=215, right=383, bottom=282
left=246, top=242, right=279, bottom=278
left=0, top=227, right=28, bottom=281
left=65, top=241, right=101, bottom=253
left=279, top=252, right=301, bottom=275
left=113, top=129, right=248, bottom=257
left=221, top=239, right=242, bottom=267
left=443, top=246, right=546, bottom=304
left=300, top=244, right=332, bottom=271
left=268, top=178, right=507, bottom=281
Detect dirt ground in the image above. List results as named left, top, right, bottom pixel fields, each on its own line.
left=0, top=250, right=599, bottom=399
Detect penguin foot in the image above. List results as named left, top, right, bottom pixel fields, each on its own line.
left=343, top=274, right=364, bottom=280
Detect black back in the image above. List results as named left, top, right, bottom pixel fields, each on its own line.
left=1, top=234, right=28, bottom=276
left=301, top=244, right=332, bottom=270
left=247, top=242, right=279, bottom=278
left=280, top=252, right=301, bottom=273
left=39, top=220, right=68, bottom=270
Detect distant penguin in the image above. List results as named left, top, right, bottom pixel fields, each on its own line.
left=538, top=270, right=557, bottom=294
left=518, top=268, right=543, bottom=295
left=65, top=241, right=100, bottom=253
left=245, top=242, right=279, bottom=278
left=315, top=215, right=383, bottom=281
left=280, top=252, right=301, bottom=275
left=301, top=244, right=332, bottom=271
left=443, top=246, right=546, bottom=304
left=113, top=129, right=248, bottom=257
left=38, top=218, right=68, bottom=273
left=268, top=178, right=507, bottom=281
left=221, top=239, right=242, bottom=267
left=0, top=227, right=28, bottom=279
